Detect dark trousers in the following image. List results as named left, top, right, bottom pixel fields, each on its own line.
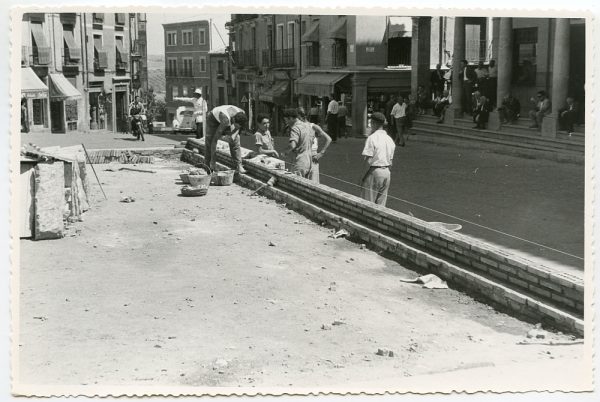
left=327, top=114, right=338, bottom=141
left=559, top=111, right=577, bottom=132
left=462, top=81, right=473, bottom=115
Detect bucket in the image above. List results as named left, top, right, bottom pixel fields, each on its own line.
left=181, top=185, right=209, bottom=197
left=211, top=170, right=235, bottom=186
left=188, top=173, right=211, bottom=188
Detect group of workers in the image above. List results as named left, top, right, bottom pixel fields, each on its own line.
left=178, top=89, right=396, bottom=207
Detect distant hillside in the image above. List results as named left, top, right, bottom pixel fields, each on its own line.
left=147, top=54, right=165, bottom=95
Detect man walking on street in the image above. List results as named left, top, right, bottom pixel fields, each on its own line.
left=390, top=95, right=408, bottom=146
left=281, top=108, right=315, bottom=178
left=359, top=112, right=396, bottom=207
left=326, top=94, right=339, bottom=143
left=205, top=104, right=248, bottom=173
left=174, top=88, right=208, bottom=139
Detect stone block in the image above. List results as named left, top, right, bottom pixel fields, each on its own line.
left=34, top=162, right=65, bottom=240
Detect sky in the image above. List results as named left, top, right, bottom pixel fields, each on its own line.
left=145, top=13, right=231, bottom=55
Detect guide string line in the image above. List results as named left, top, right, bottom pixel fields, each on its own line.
left=275, top=158, right=583, bottom=261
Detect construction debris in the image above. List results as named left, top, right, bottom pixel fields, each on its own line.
left=329, top=229, right=350, bottom=239
left=399, top=274, right=449, bottom=289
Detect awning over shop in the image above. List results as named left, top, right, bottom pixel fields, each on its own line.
left=259, top=81, right=289, bottom=104
left=388, top=16, right=412, bottom=38
left=296, top=73, right=348, bottom=98
left=327, top=18, right=347, bottom=40
left=302, top=23, right=319, bottom=42
left=63, top=30, right=81, bottom=60
left=49, top=73, right=82, bottom=100
left=21, top=67, right=48, bottom=99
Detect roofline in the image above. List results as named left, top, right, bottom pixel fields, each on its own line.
left=162, top=20, right=210, bottom=28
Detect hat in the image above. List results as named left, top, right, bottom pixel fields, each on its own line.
left=371, top=112, right=386, bottom=124
left=194, top=89, right=202, bottom=96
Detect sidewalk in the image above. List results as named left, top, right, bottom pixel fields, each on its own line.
left=15, top=159, right=586, bottom=393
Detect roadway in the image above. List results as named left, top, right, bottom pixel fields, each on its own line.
left=239, top=135, right=584, bottom=271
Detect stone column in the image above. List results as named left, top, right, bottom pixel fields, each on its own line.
left=490, top=17, right=513, bottom=130
left=448, top=16, right=465, bottom=121
left=410, top=17, right=432, bottom=96
left=351, top=74, right=369, bottom=137
left=542, top=18, right=570, bottom=138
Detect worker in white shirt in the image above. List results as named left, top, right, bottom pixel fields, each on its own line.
left=205, top=105, right=248, bottom=173
left=326, top=94, right=339, bottom=143
left=173, top=88, right=208, bottom=139
left=359, top=112, right=396, bottom=207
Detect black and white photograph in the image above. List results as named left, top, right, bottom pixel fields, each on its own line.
left=4, top=1, right=599, bottom=399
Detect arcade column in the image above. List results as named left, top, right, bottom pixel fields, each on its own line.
left=351, top=74, right=369, bottom=137
left=410, top=17, right=432, bottom=96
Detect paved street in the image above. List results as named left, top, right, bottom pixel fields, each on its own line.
left=21, top=130, right=584, bottom=271
left=239, top=135, right=584, bottom=272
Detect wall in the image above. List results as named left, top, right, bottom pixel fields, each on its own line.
left=354, top=16, right=387, bottom=67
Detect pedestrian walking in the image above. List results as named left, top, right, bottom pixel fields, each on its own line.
left=173, top=88, right=208, bottom=139
left=298, top=108, right=332, bottom=184
left=205, top=104, right=248, bottom=173
left=390, top=95, right=408, bottom=146
left=326, top=94, right=339, bottom=143
left=21, top=98, right=29, bottom=133
left=280, top=108, right=315, bottom=179
left=359, top=112, right=396, bottom=207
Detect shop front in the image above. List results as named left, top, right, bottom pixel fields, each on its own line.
left=20, top=67, right=49, bottom=132
left=296, top=72, right=350, bottom=128
left=257, top=75, right=290, bottom=136
left=48, top=73, right=82, bottom=133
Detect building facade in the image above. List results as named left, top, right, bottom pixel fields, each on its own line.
left=163, top=20, right=211, bottom=125
left=20, top=12, right=147, bottom=134
left=208, top=48, right=232, bottom=108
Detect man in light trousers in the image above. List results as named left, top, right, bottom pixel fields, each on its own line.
left=359, top=112, right=396, bottom=206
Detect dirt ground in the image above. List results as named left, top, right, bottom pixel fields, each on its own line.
left=15, top=158, right=589, bottom=394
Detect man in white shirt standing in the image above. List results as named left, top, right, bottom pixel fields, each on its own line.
left=326, top=94, right=339, bottom=143
left=359, top=112, right=396, bottom=207
left=173, top=88, right=208, bottom=139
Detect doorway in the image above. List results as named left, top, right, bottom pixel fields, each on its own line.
left=50, top=100, right=64, bottom=133
left=115, top=90, right=128, bottom=133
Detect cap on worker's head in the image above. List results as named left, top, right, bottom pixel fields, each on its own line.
left=371, top=112, right=386, bottom=124
left=194, top=89, right=202, bottom=97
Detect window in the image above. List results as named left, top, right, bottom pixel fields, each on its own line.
left=199, top=28, right=206, bottom=45
left=166, top=31, right=177, bottom=46
left=277, top=24, right=284, bottom=50
left=199, top=56, right=207, bottom=72
left=62, top=24, right=81, bottom=63
left=182, top=85, right=188, bottom=96
left=182, top=57, right=193, bottom=76
left=115, top=13, right=126, bottom=26
left=182, top=29, right=193, bottom=45
left=167, top=58, right=177, bottom=76
left=267, top=25, right=273, bottom=49
left=172, top=85, right=179, bottom=98
left=287, top=22, right=295, bottom=49
left=513, top=27, right=538, bottom=86
left=217, top=59, right=224, bottom=75
left=218, top=86, right=225, bottom=105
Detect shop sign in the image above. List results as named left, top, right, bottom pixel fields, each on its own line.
left=22, top=91, right=47, bottom=99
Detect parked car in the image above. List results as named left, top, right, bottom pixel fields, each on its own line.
left=173, top=106, right=195, bottom=133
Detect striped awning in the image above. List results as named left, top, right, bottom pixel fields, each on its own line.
left=49, top=73, right=81, bottom=100
left=63, top=30, right=81, bottom=60
left=302, top=23, right=319, bottom=42
left=327, top=18, right=347, bottom=40
left=296, top=72, right=348, bottom=98
left=21, top=67, right=48, bottom=99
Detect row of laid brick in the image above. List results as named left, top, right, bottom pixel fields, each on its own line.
left=218, top=155, right=583, bottom=336
left=181, top=142, right=584, bottom=318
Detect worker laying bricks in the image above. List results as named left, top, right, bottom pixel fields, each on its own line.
left=205, top=105, right=248, bottom=174
left=359, top=112, right=396, bottom=207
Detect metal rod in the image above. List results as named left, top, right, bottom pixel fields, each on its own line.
left=81, top=143, right=107, bottom=200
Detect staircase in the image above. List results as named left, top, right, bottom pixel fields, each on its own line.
left=410, top=113, right=585, bottom=163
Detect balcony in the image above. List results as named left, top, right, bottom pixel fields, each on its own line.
left=273, top=48, right=295, bottom=68
left=62, top=49, right=81, bottom=74
left=116, top=60, right=128, bottom=71
left=23, top=46, right=52, bottom=67
left=93, top=60, right=106, bottom=73
left=332, top=42, right=346, bottom=68
left=179, top=68, right=194, bottom=77
left=131, top=39, right=141, bottom=58
left=261, top=49, right=271, bottom=67
left=166, top=69, right=178, bottom=77
left=216, top=71, right=225, bottom=79
left=305, top=44, right=320, bottom=67
left=232, top=49, right=257, bottom=68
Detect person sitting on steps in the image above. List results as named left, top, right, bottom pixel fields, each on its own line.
left=472, top=96, right=491, bottom=129
left=528, top=90, right=551, bottom=130
left=497, top=93, right=521, bottom=124
left=433, top=90, right=452, bottom=124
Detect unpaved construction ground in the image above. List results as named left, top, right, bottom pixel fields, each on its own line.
left=16, top=159, right=589, bottom=394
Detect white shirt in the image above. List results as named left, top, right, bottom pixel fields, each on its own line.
left=362, top=129, right=396, bottom=167
left=488, top=65, right=498, bottom=78
left=173, top=96, right=207, bottom=123
left=390, top=102, right=407, bottom=118
left=327, top=100, right=339, bottom=115
left=211, top=105, right=244, bottom=125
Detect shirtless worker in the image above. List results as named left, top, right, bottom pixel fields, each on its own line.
left=205, top=104, right=248, bottom=174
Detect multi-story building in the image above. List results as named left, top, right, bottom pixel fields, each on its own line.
left=208, top=48, right=232, bottom=108
left=130, top=13, right=149, bottom=99
left=19, top=12, right=147, bottom=134
left=163, top=20, right=211, bottom=125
